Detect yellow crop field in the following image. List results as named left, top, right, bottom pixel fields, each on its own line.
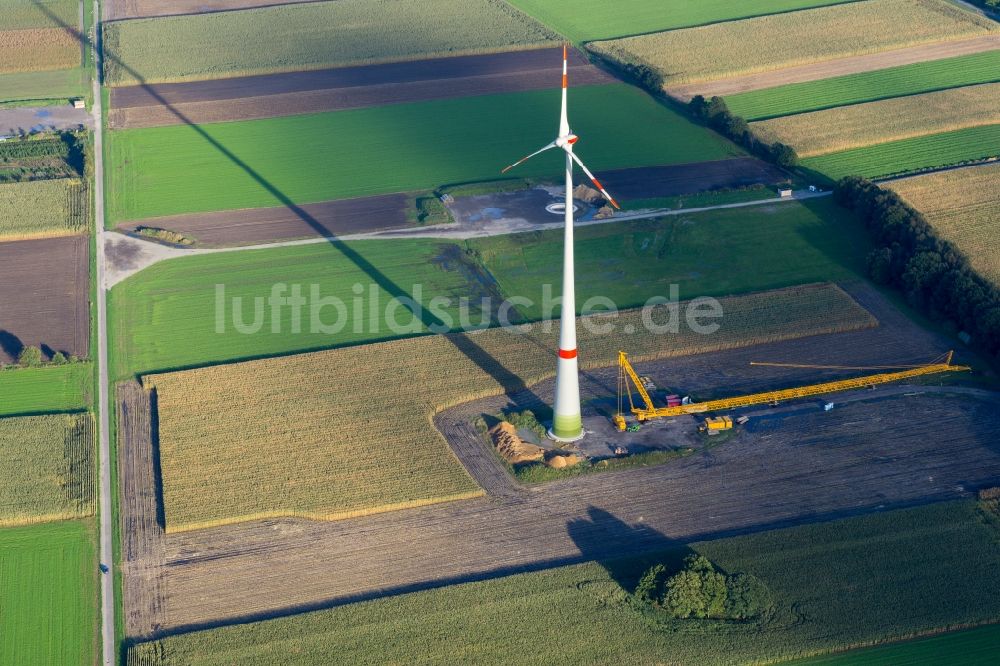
left=752, top=83, right=1000, bottom=157
left=589, top=0, right=997, bottom=86
left=889, top=163, right=1000, bottom=285
left=145, top=283, right=876, bottom=532
left=0, top=179, right=88, bottom=241
left=0, top=413, right=94, bottom=527
left=0, top=27, right=79, bottom=73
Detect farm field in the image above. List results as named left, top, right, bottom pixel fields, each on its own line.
left=792, top=624, right=1000, bottom=665
left=125, top=499, right=1000, bottom=665
left=888, top=163, right=1000, bottom=285
left=726, top=48, right=1000, bottom=120
left=0, top=364, right=92, bottom=416
left=801, top=123, right=1000, bottom=181
left=470, top=198, right=869, bottom=319
left=0, top=520, right=98, bottom=666
left=0, top=0, right=79, bottom=30
left=0, top=235, right=90, bottom=363
left=109, top=199, right=867, bottom=379
left=752, top=83, right=1000, bottom=157
left=0, top=178, right=88, bottom=240
left=107, top=47, right=613, bottom=129
left=0, top=67, right=87, bottom=104
left=504, top=0, right=855, bottom=42
left=102, top=0, right=558, bottom=86
left=588, top=0, right=998, bottom=87
left=105, top=0, right=325, bottom=21
left=106, top=83, right=739, bottom=223
left=144, top=283, right=873, bottom=532
left=0, top=27, right=78, bottom=73
left=108, top=238, right=497, bottom=379
left=0, top=413, right=93, bottom=526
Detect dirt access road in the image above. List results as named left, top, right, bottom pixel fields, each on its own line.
left=108, top=47, right=613, bottom=128
left=666, top=35, right=1000, bottom=101
left=118, top=284, right=1000, bottom=638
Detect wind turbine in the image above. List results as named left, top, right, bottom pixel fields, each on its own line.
left=501, top=45, right=620, bottom=442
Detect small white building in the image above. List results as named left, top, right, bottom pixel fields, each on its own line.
left=72, top=99, right=85, bottom=110
left=779, top=189, right=793, bottom=198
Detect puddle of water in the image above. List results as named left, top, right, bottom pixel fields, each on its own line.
left=35, top=109, right=52, bottom=118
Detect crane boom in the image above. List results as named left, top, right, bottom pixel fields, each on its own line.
left=618, top=351, right=969, bottom=423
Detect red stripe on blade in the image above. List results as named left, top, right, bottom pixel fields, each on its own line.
left=559, top=348, right=577, bottom=359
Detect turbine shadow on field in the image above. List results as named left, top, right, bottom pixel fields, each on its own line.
left=34, top=1, right=547, bottom=407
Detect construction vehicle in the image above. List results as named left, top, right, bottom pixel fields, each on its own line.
left=703, top=416, right=733, bottom=432
left=615, top=350, right=970, bottom=429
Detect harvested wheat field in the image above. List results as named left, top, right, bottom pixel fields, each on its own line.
left=889, top=163, right=1000, bottom=285
left=0, top=27, right=79, bottom=73
left=752, top=83, right=1000, bottom=157
left=143, top=283, right=874, bottom=532
left=589, top=0, right=997, bottom=87
left=0, top=412, right=94, bottom=526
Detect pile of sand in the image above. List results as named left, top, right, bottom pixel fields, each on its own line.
left=545, top=452, right=583, bottom=469
left=490, top=422, right=544, bottom=464
left=573, top=184, right=602, bottom=203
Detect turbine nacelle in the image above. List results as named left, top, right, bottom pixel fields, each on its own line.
left=556, top=134, right=579, bottom=149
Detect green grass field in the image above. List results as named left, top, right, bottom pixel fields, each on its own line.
left=109, top=239, right=491, bottom=379
left=0, top=413, right=93, bottom=526
left=0, top=521, right=97, bottom=666
left=0, top=364, right=91, bottom=416
left=792, top=624, right=1000, bottom=665
left=126, top=500, right=1000, bottom=665
left=505, top=0, right=856, bottom=42
left=106, top=83, right=739, bottom=223
left=469, top=198, right=869, bottom=319
left=801, top=123, right=1000, bottom=181
left=726, top=49, right=1000, bottom=120
left=103, top=0, right=557, bottom=86
left=0, top=67, right=86, bottom=104
left=110, top=199, right=865, bottom=379
left=0, top=0, right=79, bottom=31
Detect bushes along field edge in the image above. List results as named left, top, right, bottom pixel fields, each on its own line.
left=834, top=176, right=1000, bottom=361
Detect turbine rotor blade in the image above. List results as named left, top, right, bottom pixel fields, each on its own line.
left=569, top=152, right=620, bottom=209
left=501, top=141, right=556, bottom=174
left=560, top=44, right=570, bottom=137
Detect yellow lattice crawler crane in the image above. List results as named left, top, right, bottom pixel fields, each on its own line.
left=615, top=350, right=970, bottom=430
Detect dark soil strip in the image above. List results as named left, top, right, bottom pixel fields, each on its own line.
left=600, top=158, right=787, bottom=200
left=108, top=48, right=614, bottom=128
left=116, top=193, right=411, bottom=247
left=0, top=235, right=89, bottom=364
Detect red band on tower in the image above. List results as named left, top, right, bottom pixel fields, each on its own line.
left=558, top=348, right=577, bottom=359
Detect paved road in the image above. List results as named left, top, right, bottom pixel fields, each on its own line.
left=90, top=0, right=115, bottom=662
left=103, top=190, right=830, bottom=287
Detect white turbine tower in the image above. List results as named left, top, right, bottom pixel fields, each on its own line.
left=501, top=45, right=620, bottom=442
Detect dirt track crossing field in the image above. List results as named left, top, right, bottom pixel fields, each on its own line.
left=105, top=0, right=326, bottom=21
left=118, top=284, right=1000, bottom=638
left=0, top=236, right=89, bottom=363
left=666, top=35, right=1000, bottom=101
left=108, top=47, right=613, bottom=129
left=115, top=193, right=411, bottom=246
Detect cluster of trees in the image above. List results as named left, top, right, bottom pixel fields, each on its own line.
left=0, top=131, right=89, bottom=183
left=835, top=176, right=1000, bottom=358
left=688, top=96, right=798, bottom=168
left=15, top=346, right=77, bottom=368
left=635, top=554, right=772, bottom=620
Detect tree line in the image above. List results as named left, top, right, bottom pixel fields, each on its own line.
left=835, top=176, right=1000, bottom=360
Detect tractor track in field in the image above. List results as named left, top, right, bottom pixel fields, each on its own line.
left=118, top=284, right=1000, bottom=639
